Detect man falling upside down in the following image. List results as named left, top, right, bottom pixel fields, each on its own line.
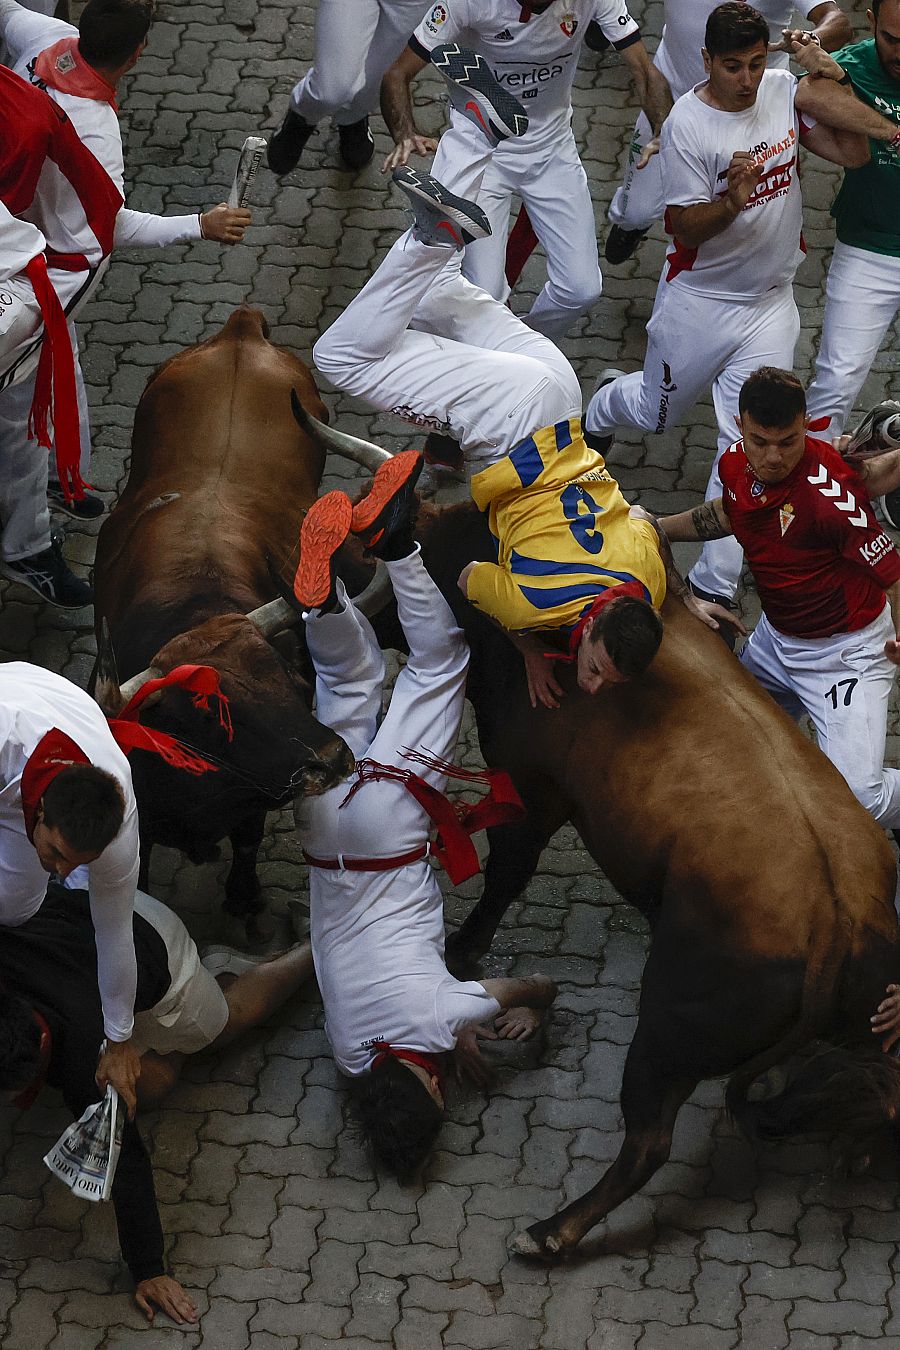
left=312, top=44, right=740, bottom=708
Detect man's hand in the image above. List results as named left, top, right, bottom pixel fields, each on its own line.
left=453, top=1024, right=496, bottom=1090
left=636, top=136, right=661, bottom=170
left=134, top=1276, right=199, bottom=1326
left=871, top=983, right=900, bottom=1053
left=96, top=1038, right=141, bottom=1119
left=725, top=152, right=762, bottom=213
left=495, top=1005, right=544, bottom=1040
left=381, top=134, right=438, bottom=173
left=682, top=592, right=748, bottom=638
left=785, top=28, right=843, bottom=79
left=200, top=203, right=252, bottom=243
left=884, top=636, right=900, bottom=665
left=520, top=644, right=564, bottom=710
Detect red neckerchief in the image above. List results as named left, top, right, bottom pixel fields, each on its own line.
left=340, top=751, right=524, bottom=886
left=549, top=580, right=649, bottom=664
left=12, top=1010, right=52, bottom=1110
left=21, top=728, right=87, bottom=841
left=34, top=38, right=119, bottom=112
left=370, top=1042, right=445, bottom=1095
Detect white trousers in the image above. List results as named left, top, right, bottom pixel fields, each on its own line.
left=806, top=241, right=900, bottom=441
left=741, top=605, right=900, bottom=828
left=289, top=0, right=429, bottom=126
left=0, top=324, right=91, bottom=561
left=607, top=110, right=664, bottom=234
left=584, top=277, right=799, bottom=602
left=454, top=127, right=602, bottom=341
left=300, top=549, right=470, bottom=857
left=314, top=123, right=582, bottom=470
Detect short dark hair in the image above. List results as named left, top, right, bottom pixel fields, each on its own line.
left=592, top=595, right=663, bottom=680
left=739, top=367, right=807, bottom=428
left=0, top=991, right=42, bottom=1091
left=351, top=1057, right=444, bottom=1180
left=41, top=765, right=125, bottom=855
left=705, top=2, right=770, bottom=56
left=78, top=0, right=155, bottom=68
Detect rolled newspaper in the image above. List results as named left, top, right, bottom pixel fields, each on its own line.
left=228, top=136, right=267, bottom=208
left=844, top=400, right=900, bottom=460
left=44, top=1084, right=124, bottom=1203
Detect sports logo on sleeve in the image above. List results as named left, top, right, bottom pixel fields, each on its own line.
left=424, top=3, right=448, bottom=36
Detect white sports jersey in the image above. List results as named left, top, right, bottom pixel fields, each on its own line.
left=655, top=0, right=821, bottom=99
left=0, top=663, right=140, bottom=1042
left=0, top=1, right=201, bottom=262
left=661, top=68, right=810, bottom=302
left=412, top=0, right=640, bottom=150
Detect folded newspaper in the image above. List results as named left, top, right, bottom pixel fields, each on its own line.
left=44, top=1084, right=124, bottom=1203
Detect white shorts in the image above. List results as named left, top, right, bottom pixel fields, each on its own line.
left=130, top=892, right=229, bottom=1056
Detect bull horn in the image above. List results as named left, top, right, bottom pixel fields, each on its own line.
left=245, top=596, right=299, bottom=637
left=92, top=618, right=125, bottom=716
left=291, top=389, right=392, bottom=471
left=118, top=663, right=164, bottom=705
left=354, top=562, right=393, bottom=618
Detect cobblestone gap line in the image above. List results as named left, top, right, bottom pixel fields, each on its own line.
left=1, top=1, right=898, bottom=1347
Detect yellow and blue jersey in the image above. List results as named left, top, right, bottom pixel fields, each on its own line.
left=467, top=419, right=666, bottom=637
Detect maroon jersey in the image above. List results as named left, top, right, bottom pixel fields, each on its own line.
left=719, top=435, right=900, bottom=638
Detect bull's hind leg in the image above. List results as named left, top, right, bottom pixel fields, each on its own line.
left=512, top=1033, right=697, bottom=1260
left=223, top=809, right=267, bottom=923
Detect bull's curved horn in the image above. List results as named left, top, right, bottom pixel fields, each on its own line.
left=245, top=596, right=299, bottom=637
left=354, top=562, right=393, bottom=618
left=291, top=389, right=392, bottom=471
left=118, top=663, right=164, bottom=705
left=92, top=618, right=125, bottom=716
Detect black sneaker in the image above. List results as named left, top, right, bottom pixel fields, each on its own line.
left=338, top=116, right=375, bottom=170
left=430, top=43, right=529, bottom=144
left=47, top=485, right=105, bottom=520
left=0, top=539, right=93, bottom=608
left=605, top=224, right=649, bottom=265
left=351, top=451, right=423, bottom=560
left=881, top=489, right=900, bottom=530
left=583, top=368, right=625, bottom=455
left=584, top=20, right=611, bottom=52
left=267, top=107, right=315, bottom=175
left=392, top=166, right=491, bottom=250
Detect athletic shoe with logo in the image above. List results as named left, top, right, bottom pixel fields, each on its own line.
left=351, top=450, right=423, bottom=560
left=583, top=368, right=626, bottom=455
left=604, top=224, right=649, bottom=265
left=392, top=166, right=491, bottom=250
left=294, top=491, right=352, bottom=611
left=267, top=107, right=315, bottom=175
left=338, top=116, right=375, bottom=170
left=845, top=399, right=900, bottom=460
left=430, top=43, right=529, bottom=145
left=0, top=538, right=92, bottom=608
left=47, top=485, right=105, bottom=520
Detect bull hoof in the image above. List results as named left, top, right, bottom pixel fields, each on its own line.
left=445, top=929, right=489, bottom=975
left=510, top=1225, right=569, bottom=1263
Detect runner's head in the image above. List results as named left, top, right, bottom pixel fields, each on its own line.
left=33, top=765, right=125, bottom=879
left=869, top=0, right=900, bottom=81
left=703, top=3, right=769, bottom=109
left=577, top=594, right=663, bottom=695
left=738, top=367, right=808, bottom=485
left=79, top=0, right=156, bottom=76
left=351, top=1055, right=444, bottom=1180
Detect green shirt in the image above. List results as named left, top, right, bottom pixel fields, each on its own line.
left=831, top=39, right=900, bottom=257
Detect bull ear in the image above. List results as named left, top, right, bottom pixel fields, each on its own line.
left=92, top=618, right=125, bottom=716
left=290, top=389, right=392, bottom=471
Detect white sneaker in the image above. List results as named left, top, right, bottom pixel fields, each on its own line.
left=199, top=944, right=265, bottom=978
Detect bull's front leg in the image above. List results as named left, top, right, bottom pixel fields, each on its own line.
left=223, top=809, right=267, bottom=922
left=512, top=1034, right=697, bottom=1261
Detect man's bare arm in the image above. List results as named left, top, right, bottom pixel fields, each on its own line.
left=481, top=973, right=557, bottom=1010
left=853, top=449, right=900, bottom=498
left=667, top=152, right=761, bottom=249
left=769, top=2, right=851, bottom=52
left=620, top=42, right=673, bottom=138
left=794, top=44, right=900, bottom=145
left=634, top=505, right=746, bottom=635
left=658, top=498, right=733, bottom=543
left=380, top=45, right=436, bottom=171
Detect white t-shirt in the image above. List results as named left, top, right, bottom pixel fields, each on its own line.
left=412, top=0, right=640, bottom=151
left=0, top=0, right=201, bottom=260
left=308, top=860, right=499, bottom=1076
left=661, top=68, right=810, bottom=302
left=655, top=0, right=822, bottom=100
left=0, top=663, right=140, bottom=1041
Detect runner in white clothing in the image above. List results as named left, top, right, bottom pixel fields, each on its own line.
left=0, top=662, right=142, bottom=1115
left=291, top=457, right=556, bottom=1178
left=0, top=0, right=251, bottom=607
left=604, top=0, right=851, bottom=264
left=380, top=0, right=671, bottom=339
left=584, top=3, right=900, bottom=608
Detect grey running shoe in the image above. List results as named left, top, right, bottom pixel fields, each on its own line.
left=0, top=538, right=92, bottom=608
left=430, top=43, right=528, bottom=144
left=845, top=399, right=900, bottom=459
left=392, top=166, right=491, bottom=250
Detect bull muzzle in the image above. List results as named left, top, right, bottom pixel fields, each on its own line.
left=296, top=735, right=355, bottom=797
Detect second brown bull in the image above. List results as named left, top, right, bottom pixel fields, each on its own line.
left=93, top=306, right=353, bottom=921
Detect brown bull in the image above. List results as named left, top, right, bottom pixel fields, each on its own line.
left=93, top=307, right=353, bottom=919
left=412, top=500, right=900, bottom=1261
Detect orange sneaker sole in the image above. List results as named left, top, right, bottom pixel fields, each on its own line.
left=294, top=491, right=352, bottom=609
left=350, top=451, right=423, bottom=539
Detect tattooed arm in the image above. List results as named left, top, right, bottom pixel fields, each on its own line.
left=633, top=504, right=746, bottom=636
left=658, top=498, right=733, bottom=543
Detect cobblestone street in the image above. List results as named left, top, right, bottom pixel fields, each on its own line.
left=1, top=0, right=900, bottom=1345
